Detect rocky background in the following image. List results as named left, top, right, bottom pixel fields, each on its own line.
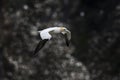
left=0, top=0, right=120, bottom=80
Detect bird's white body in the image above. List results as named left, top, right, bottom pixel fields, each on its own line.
left=39, top=27, right=63, bottom=40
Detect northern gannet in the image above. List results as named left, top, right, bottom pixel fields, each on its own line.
left=33, top=27, right=71, bottom=55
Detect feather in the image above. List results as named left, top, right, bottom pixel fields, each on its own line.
left=63, top=30, right=71, bottom=46
left=64, top=33, right=70, bottom=46
left=33, top=39, right=48, bottom=55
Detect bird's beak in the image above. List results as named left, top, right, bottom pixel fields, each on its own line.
left=61, top=31, right=66, bottom=34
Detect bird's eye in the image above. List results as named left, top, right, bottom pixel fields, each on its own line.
left=63, top=28, right=66, bottom=31
left=62, top=29, right=65, bottom=31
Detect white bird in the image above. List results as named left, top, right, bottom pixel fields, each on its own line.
left=33, top=27, right=71, bottom=55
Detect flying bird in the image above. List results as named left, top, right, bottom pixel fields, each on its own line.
left=33, top=27, right=71, bottom=55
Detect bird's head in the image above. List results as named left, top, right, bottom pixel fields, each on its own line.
left=60, top=27, right=66, bottom=30
left=60, top=27, right=67, bottom=34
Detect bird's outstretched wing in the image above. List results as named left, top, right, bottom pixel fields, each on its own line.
left=63, top=30, right=71, bottom=46
left=33, top=39, right=48, bottom=55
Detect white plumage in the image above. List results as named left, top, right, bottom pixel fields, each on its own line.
left=39, top=27, right=59, bottom=40
left=33, top=27, right=71, bottom=55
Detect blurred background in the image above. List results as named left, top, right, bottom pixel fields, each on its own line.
left=0, top=0, right=120, bottom=80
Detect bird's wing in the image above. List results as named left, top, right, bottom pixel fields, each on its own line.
left=63, top=30, right=71, bottom=46
left=33, top=39, right=48, bottom=55
left=40, top=31, right=52, bottom=40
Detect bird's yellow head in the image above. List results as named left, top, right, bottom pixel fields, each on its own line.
left=60, top=27, right=66, bottom=31
left=59, top=27, right=68, bottom=34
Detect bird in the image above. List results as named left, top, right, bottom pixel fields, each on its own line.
left=33, top=27, right=71, bottom=55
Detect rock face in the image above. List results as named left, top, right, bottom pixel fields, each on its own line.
left=0, top=0, right=120, bottom=80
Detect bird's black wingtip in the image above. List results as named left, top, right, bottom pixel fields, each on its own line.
left=33, top=52, right=37, bottom=56
left=33, top=39, right=49, bottom=57
left=66, top=40, right=70, bottom=47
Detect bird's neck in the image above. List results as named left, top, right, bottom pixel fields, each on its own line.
left=47, top=27, right=61, bottom=34
left=53, top=28, right=61, bottom=33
